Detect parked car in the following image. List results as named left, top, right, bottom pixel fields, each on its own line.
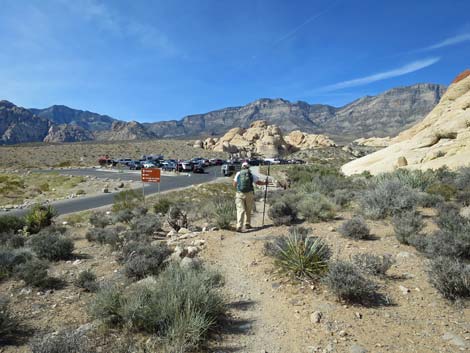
left=161, top=161, right=176, bottom=171
left=142, top=162, right=157, bottom=168
left=209, top=158, right=224, bottom=166
left=128, top=161, right=142, bottom=170
left=221, top=163, right=240, bottom=177
left=192, top=163, right=205, bottom=173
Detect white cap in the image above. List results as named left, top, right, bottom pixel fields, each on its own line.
left=242, top=161, right=249, bottom=168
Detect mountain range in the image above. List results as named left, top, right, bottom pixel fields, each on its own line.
left=0, top=83, right=446, bottom=145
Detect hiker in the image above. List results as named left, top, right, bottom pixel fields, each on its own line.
left=233, top=161, right=267, bottom=232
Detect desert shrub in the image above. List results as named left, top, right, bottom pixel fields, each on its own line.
left=418, top=192, right=444, bottom=208
left=208, top=196, right=236, bottom=229
left=0, top=297, right=19, bottom=342
left=89, top=211, right=110, bottom=228
left=352, top=253, right=395, bottom=277
left=265, top=227, right=331, bottom=280
left=392, top=210, right=424, bottom=245
left=455, top=167, right=470, bottom=190
left=323, top=261, right=379, bottom=304
left=0, top=231, right=25, bottom=248
left=339, top=216, right=370, bottom=240
left=359, top=179, right=418, bottom=219
left=89, top=283, right=125, bottom=326
left=130, top=214, right=162, bottom=236
left=427, top=256, right=470, bottom=301
left=426, top=183, right=457, bottom=201
left=112, top=190, right=143, bottom=212
left=74, top=270, right=98, bottom=292
left=122, top=242, right=171, bottom=280
left=153, top=198, right=174, bottom=215
left=375, top=169, right=436, bottom=191
left=30, top=329, right=95, bottom=353
left=297, top=174, right=349, bottom=197
left=0, top=248, right=33, bottom=280
left=268, top=201, right=297, bottom=226
left=113, top=209, right=135, bottom=224
left=15, top=258, right=50, bottom=288
left=436, top=203, right=469, bottom=233
left=86, top=228, right=121, bottom=249
left=456, top=189, right=470, bottom=207
left=24, top=204, right=57, bottom=234
left=0, top=215, right=25, bottom=233
left=167, top=206, right=188, bottom=232
left=29, top=232, right=74, bottom=261
left=297, top=193, right=335, bottom=223
left=332, top=189, right=353, bottom=208
left=287, top=164, right=342, bottom=186
left=132, top=206, right=148, bottom=217
left=121, top=263, right=224, bottom=352
left=424, top=230, right=470, bottom=260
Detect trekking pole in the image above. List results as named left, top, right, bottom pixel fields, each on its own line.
left=262, top=162, right=271, bottom=227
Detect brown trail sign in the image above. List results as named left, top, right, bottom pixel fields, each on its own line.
left=141, top=168, right=161, bottom=204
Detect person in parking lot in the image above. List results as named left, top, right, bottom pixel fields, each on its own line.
left=233, top=161, right=267, bottom=232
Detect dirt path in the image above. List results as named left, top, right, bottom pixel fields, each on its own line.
left=203, top=201, right=316, bottom=353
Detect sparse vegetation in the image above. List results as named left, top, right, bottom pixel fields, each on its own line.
left=208, top=196, right=236, bottom=229
left=297, top=193, right=336, bottom=223
left=122, top=242, right=171, bottom=280
left=426, top=183, right=457, bottom=201
left=339, top=216, right=370, bottom=240
left=167, top=206, right=189, bottom=232
left=15, top=257, right=51, bottom=288
left=265, top=227, right=331, bottom=280
left=89, top=211, right=110, bottom=228
left=29, top=231, right=74, bottom=261
left=323, top=260, right=379, bottom=304
left=129, top=214, right=162, bottom=236
left=112, top=189, right=143, bottom=212
left=352, top=253, right=395, bottom=277
left=268, top=200, right=298, bottom=226
left=89, top=283, right=125, bottom=326
left=427, top=256, right=470, bottom=301
left=0, top=215, right=25, bottom=233
left=24, top=204, right=57, bottom=234
left=74, top=270, right=98, bottom=292
left=153, top=198, right=174, bottom=215
left=392, top=210, right=424, bottom=245
left=0, top=297, right=19, bottom=343
left=30, top=329, right=95, bottom=353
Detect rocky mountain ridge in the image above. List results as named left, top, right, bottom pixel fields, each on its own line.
left=0, top=83, right=446, bottom=144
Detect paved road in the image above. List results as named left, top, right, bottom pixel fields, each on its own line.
left=5, top=167, right=224, bottom=216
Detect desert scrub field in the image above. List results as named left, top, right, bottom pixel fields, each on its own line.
left=0, top=171, right=125, bottom=208
left=0, top=139, right=226, bottom=169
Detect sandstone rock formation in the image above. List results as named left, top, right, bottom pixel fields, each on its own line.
left=43, top=124, right=95, bottom=143
left=197, top=120, right=335, bottom=157
left=95, top=121, right=154, bottom=141
left=353, top=136, right=392, bottom=147
left=342, top=71, right=470, bottom=175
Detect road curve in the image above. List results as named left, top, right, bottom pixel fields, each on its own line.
left=4, top=167, right=223, bottom=216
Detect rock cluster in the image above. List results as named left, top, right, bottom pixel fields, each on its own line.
left=353, top=136, right=392, bottom=147
left=194, top=120, right=335, bottom=157
left=342, top=70, right=470, bottom=175
left=43, top=124, right=94, bottom=143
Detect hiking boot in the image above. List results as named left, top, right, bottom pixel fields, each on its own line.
left=245, top=224, right=252, bottom=229
left=236, top=227, right=243, bottom=233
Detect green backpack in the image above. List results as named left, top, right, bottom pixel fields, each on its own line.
left=237, top=169, right=254, bottom=192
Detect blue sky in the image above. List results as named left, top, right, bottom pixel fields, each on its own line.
left=1, top=0, right=469, bottom=122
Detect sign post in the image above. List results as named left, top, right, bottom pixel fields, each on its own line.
left=141, top=168, right=161, bottom=205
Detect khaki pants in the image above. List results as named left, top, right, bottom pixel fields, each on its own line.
left=235, top=191, right=254, bottom=229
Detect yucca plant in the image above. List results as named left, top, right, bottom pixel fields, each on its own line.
left=267, top=227, right=331, bottom=280
left=24, top=204, right=57, bottom=234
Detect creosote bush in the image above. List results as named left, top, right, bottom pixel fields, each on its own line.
left=297, top=193, right=335, bottom=223
left=426, top=183, right=457, bottom=201
left=0, top=231, right=25, bottom=249
left=265, top=227, right=331, bottom=280
left=15, top=257, right=50, bottom=288
left=74, top=270, right=98, bottom=292
left=89, top=211, right=110, bottom=228
left=122, top=242, right=171, bottom=280
left=86, top=228, right=121, bottom=249
left=89, top=283, right=124, bottom=327
left=29, top=232, right=74, bottom=261
left=427, top=256, right=470, bottom=301
left=323, top=261, right=379, bottom=304
left=167, top=206, right=188, bottom=232
left=0, top=248, right=33, bottom=280
left=352, top=253, right=395, bottom=277
left=392, top=210, right=424, bottom=245
left=153, top=198, right=174, bottom=215
left=129, top=214, right=162, bottom=236
left=339, top=216, right=370, bottom=240
left=0, top=215, right=25, bottom=233
left=113, top=209, right=135, bottom=224
left=0, top=297, right=19, bottom=342
left=112, top=190, right=143, bottom=212
left=30, top=329, right=95, bottom=353
left=360, top=179, right=418, bottom=219
left=268, top=201, right=297, bottom=226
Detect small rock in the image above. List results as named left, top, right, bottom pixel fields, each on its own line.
left=62, top=221, right=68, bottom=225
left=210, top=227, right=219, bottom=231
left=186, top=246, right=199, bottom=258
left=355, top=312, right=362, bottom=319
left=442, top=332, right=468, bottom=348
left=102, top=188, right=109, bottom=193
left=117, top=182, right=124, bottom=188
left=192, top=239, right=205, bottom=247
left=339, top=330, right=347, bottom=337
left=350, top=344, right=368, bottom=353
left=399, top=285, right=410, bottom=295
left=202, top=227, right=208, bottom=232
left=180, top=257, right=201, bottom=269
left=178, top=227, right=190, bottom=234
left=328, top=226, right=335, bottom=232
left=72, top=259, right=81, bottom=266
left=310, top=311, right=323, bottom=324
left=167, top=229, right=177, bottom=237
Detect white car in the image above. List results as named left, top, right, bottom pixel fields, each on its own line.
left=142, top=162, right=157, bottom=168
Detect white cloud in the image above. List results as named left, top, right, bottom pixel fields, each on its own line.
left=423, top=33, right=470, bottom=51
left=322, top=57, right=440, bottom=91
